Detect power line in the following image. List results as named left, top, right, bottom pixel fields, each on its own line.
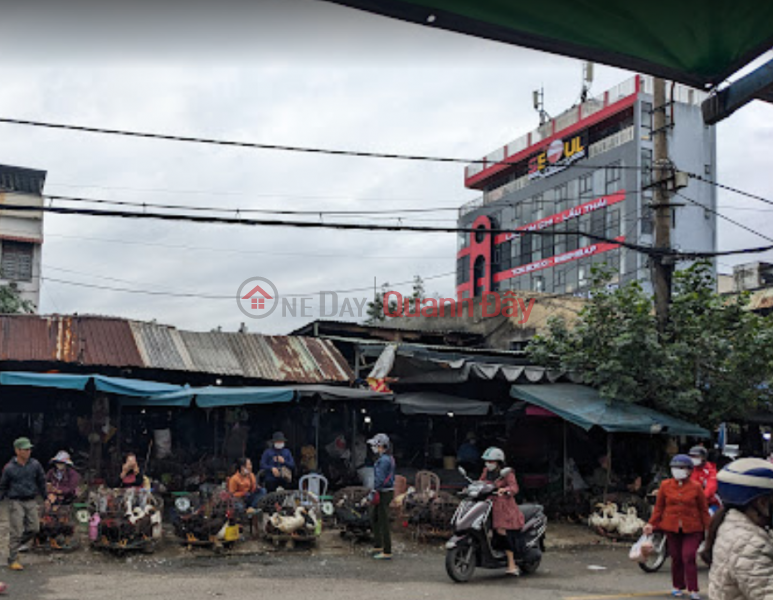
left=0, top=116, right=651, bottom=172
left=6, top=201, right=770, bottom=259
left=688, top=173, right=773, bottom=208
left=675, top=192, right=773, bottom=244
left=44, top=232, right=452, bottom=261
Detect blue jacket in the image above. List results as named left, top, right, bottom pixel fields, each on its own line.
left=373, top=454, right=395, bottom=491
left=260, top=447, right=295, bottom=482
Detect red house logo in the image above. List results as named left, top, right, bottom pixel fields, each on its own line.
left=236, top=276, right=279, bottom=320
left=241, top=284, right=273, bottom=311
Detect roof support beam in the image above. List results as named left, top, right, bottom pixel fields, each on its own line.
left=702, top=57, right=773, bottom=125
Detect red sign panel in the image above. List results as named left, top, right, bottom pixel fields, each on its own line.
left=493, top=237, right=625, bottom=283
left=494, top=190, right=625, bottom=245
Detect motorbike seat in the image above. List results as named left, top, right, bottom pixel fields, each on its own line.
left=520, top=504, right=543, bottom=521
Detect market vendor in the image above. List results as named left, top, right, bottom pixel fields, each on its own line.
left=228, top=458, right=265, bottom=510
left=119, top=452, right=144, bottom=488
left=260, top=432, right=295, bottom=492
left=45, top=451, right=80, bottom=503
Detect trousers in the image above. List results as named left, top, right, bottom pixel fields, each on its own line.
left=370, top=490, right=393, bottom=555
left=8, top=499, right=40, bottom=562
left=667, top=531, right=703, bottom=592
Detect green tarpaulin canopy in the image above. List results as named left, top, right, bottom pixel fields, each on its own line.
left=511, top=383, right=709, bottom=437
left=329, top=0, right=773, bottom=89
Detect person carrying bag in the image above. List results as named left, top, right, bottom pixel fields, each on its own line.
left=368, top=433, right=395, bottom=561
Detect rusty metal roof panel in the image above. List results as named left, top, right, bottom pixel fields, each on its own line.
left=129, top=321, right=195, bottom=372
left=225, top=334, right=283, bottom=381
left=178, top=331, right=243, bottom=376
left=73, top=317, right=143, bottom=368
left=299, top=337, right=353, bottom=382
left=0, top=315, right=57, bottom=362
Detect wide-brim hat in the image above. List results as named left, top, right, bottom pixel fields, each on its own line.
left=271, top=431, right=287, bottom=443
left=367, top=433, right=390, bottom=448
left=51, top=450, right=74, bottom=467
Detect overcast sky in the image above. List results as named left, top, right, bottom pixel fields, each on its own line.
left=0, top=1, right=771, bottom=334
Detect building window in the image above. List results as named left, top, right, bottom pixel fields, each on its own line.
left=520, top=234, right=532, bottom=265
left=1, top=241, right=34, bottom=282
left=606, top=162, right=622, bottom=194
left=532, top=234, right=542, bottom=261
left=514, top=202, right=522, bottom=221
left=499, top=241, right=512, bottom=271
left=641, top=192, right=654, bottom=236
left=541, top=226, right=555, bottom=258
left=641, top=148, right=653, bottom=187
left=534, top=275, right=545, bottom=292
left=533, top=193, right=545, bottom=220
left=607, top=207, right=621, bottom=238
left=555, top=184, right=568, bottom=212
left=579, top=172, right=594, bottom=201
left=512, top=237, right=521, bottom=266
left=641, top=101, right=653, bottom=134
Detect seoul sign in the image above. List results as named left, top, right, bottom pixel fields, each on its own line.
left=527, top=132, right=587, bottom=180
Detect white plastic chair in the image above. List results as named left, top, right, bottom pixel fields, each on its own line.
left=299, top=473, right=329, bottom=498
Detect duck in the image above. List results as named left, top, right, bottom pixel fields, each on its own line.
left=588, top=503, right=609, bottom=529
left=618, top=507, right=645, bottom=537
left=269, top=507, right=307, bottom=534
left=603, top=503, right=621, bottom=532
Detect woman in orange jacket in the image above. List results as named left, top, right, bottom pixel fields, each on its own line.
left=644, top=454, right=711, bottom=600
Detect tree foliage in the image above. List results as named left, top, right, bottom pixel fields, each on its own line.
left=364, top=282, right=398, bottom=325
left=0, top=283, right=34, bottom=314
left=528, top=262, right=773, bottom=427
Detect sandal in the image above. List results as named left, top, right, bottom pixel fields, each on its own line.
left=372, top=553, right=392, bottom=560
left=507, top=568, right=520, bottom=577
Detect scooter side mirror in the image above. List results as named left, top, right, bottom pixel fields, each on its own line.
left=500, top=467, right=513, bottom=477
left=458, top=466, right=467, bottom=477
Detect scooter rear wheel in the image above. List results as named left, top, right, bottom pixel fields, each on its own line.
left=638, top=533, right=668, bottom=573
left=446, top=544, right=476, bottom=583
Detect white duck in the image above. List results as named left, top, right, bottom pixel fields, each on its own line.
left=618, top=507, right=645, bottom=537
left=603, top=503, right=621, bottom=532
left=588, top=503, right=609, bottom=529
left=269, top=507, right=307, bottom=535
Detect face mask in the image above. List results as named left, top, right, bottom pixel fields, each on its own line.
left=56, top=463, right=66, bottom=471
left=370, top=445, right=380, bottom=455
left=274, top=443, right=284, bottom=450
left=671, top=467, right=690, bottom=481
left=691, top=457, right=702, bottom=467
left=485, top=462, right=498, bottom=472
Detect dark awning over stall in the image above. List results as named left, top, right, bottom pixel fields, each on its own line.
left=395, top=391, right=491, bottom=416
left=511, top=383, right=709, bottom=437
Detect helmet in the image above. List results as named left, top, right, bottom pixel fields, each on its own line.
left=688, top=446, right=708, bottom=459
left=670, top=454, right=694, bottom=469
left=717, top=458, right=773, bottom=507
left=481, top=447, right=505, bottom=462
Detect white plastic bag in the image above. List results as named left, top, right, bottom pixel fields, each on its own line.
left=629, top=534, right=651, bottom=563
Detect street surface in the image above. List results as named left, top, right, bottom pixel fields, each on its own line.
left=0, top=544, right=708, bottom=600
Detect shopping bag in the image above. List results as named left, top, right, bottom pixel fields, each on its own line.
left=629, top=534, right=651, bottom=563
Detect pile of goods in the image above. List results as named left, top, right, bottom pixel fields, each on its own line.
left=172, top=490, right=243, bottom=550
left=258, top=490, right=321, bottom=548
left=332, top=486, right=371, bottom=540
left=88, top=487, right=163, bottom=554
left=401, top=489, right=460, bottom=540
left=588, top=501, right=646, bottom=540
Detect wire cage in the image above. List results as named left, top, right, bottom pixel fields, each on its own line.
left=402, top=490, right=460, bottom=541
left=34, top=500, right=81, bottom=552
left=257, top=489, right=322, bottom=547
left=172, top=489, right=245, bottom=548
left=332, top=486, right=371, bottom=540
left=88, top=488, right=163, bottom=554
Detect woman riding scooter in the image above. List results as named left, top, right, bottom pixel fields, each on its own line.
left=480, top=447, right=524, bottom=576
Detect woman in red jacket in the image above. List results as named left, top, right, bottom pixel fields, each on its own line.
left=644, top=454, right=711, bottom=600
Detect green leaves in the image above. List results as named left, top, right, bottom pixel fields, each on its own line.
left=0, top=283, right=34, bottom=314
left=527, top=261, right=773, bottom=427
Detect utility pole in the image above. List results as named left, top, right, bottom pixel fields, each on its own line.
left=652, top=77, right=673, bottom=334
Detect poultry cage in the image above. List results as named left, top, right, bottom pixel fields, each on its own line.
left=34, top=500, right=81, bottom=552
left=88, top=487, right=163, bottom=555
left=257, top=490, right=322, bottom=548
left=172, top=490, right=245, bottom=551
left=587, top=496, right=649, bottom=541
left=331, top=486, right=371, bottom=541
left=401, top=490, right=460, bottom=541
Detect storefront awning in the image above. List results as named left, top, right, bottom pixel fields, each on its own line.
left=287, top=384, right=394, bottom=401
left=188, top=386, right=295, bottom=408
left=396, top=391, right=491, bottom=416
left=511, top=383, right=709, bottom=437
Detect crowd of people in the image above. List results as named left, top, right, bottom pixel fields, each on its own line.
left=0, top=430, right=769, bottom=600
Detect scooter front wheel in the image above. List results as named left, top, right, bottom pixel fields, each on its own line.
left=446, top=544, right=476, bottom=583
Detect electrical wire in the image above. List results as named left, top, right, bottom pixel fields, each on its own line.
left=675, top=192, right=773, bottom=244
left=0, top=116, right=653, bottom=172
left=688, top=173, right=773, bottom=208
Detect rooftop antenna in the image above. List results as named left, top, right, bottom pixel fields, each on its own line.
left=533, top=87, right=550, bottom=125
left=580, top=61, right=594, bottom=102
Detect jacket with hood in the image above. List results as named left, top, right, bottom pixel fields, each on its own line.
left=708, top=509, right=773, bottom=600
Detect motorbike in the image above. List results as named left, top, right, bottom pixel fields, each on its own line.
left=445, top=467, right=547, bottom=583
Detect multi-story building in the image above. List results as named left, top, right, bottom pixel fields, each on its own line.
left=456, top=75, right=717, bottom=300
left=0, top=163, right=46, bottom=309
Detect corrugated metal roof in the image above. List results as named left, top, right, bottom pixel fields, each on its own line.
left=0, top=315, right=353, bottom=383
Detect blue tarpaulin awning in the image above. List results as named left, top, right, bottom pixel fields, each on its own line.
left=187, top=386, right=295, bottom=408
left=511, top=383, right=709, bottom=437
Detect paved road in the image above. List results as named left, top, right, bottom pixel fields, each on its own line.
left=0, top=545, right=708, bottom=600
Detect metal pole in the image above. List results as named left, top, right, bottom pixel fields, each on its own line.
left=563, top=421, right=568, bottom=497
left=652, top=77, right=673, bottom=333
left=603, top=433, right=612, bottom=501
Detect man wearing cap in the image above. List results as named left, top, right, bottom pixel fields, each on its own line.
left=260, top=432, right=295, bottom=492
left=0, top=438, right=46, bottom=571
